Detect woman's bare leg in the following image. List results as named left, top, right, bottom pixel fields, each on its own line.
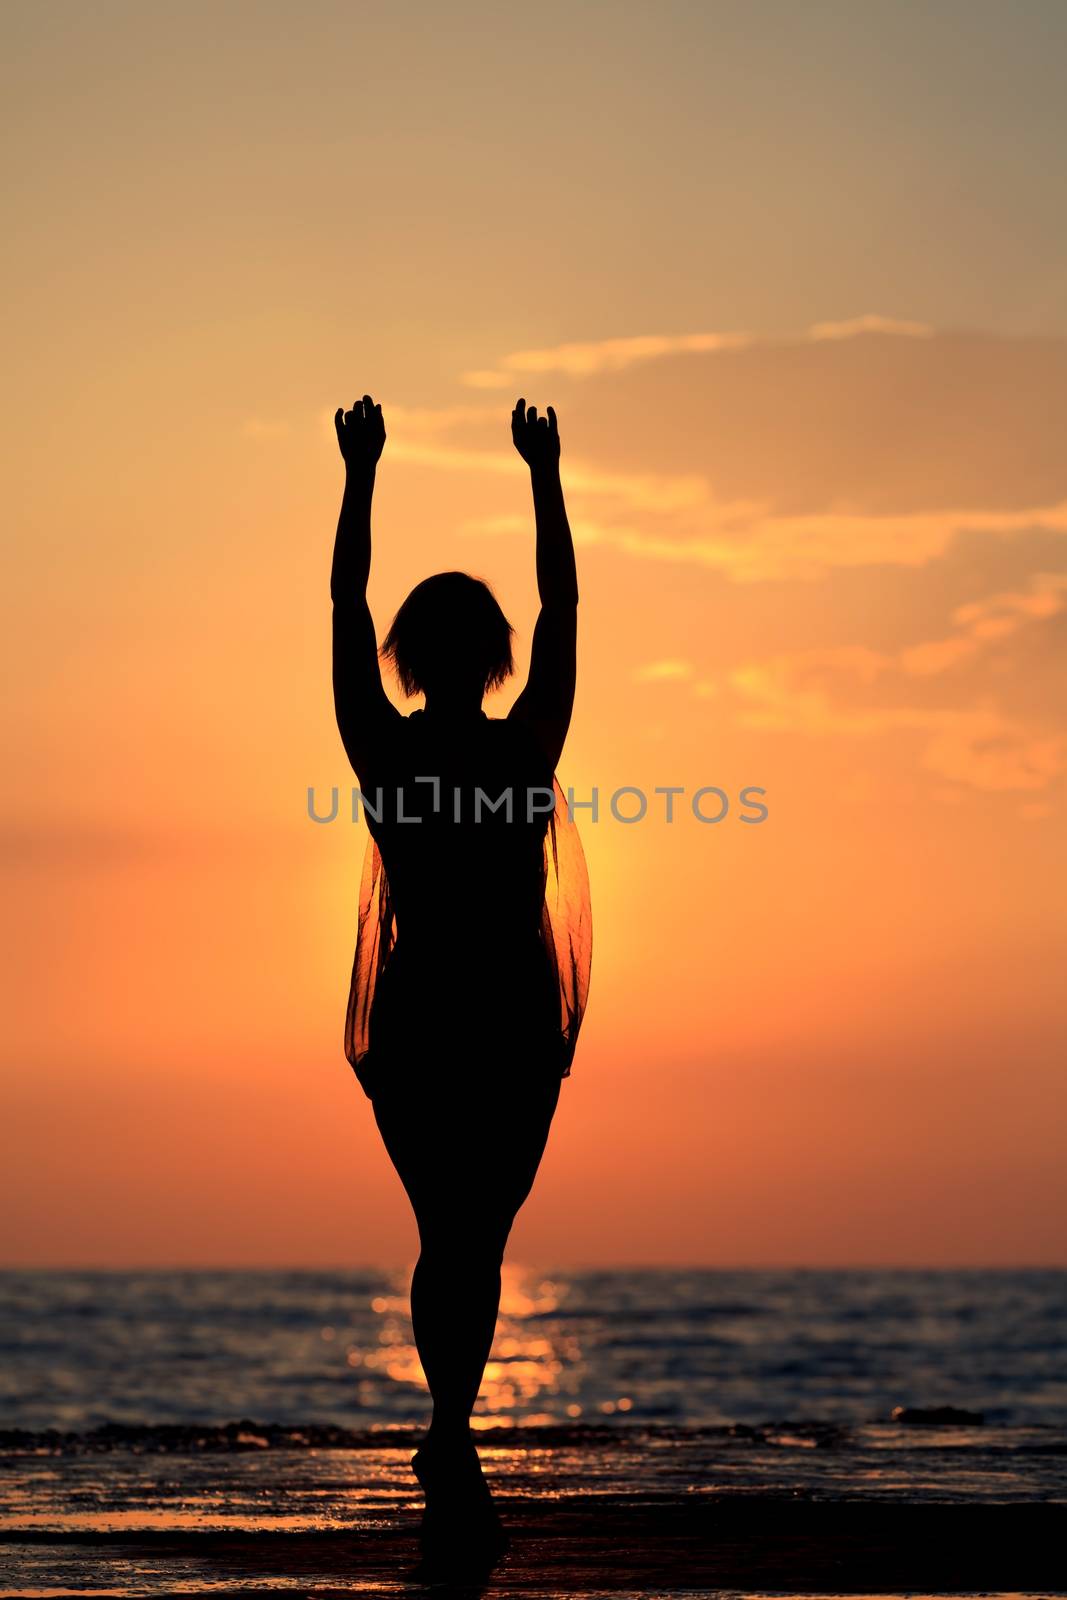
left=373, top=1072, right=560, bottom=1454
left=411, top=1235, right=505, bottom=1448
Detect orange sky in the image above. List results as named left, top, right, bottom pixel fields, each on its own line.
left=2, top=0, right=1066, bottom=1266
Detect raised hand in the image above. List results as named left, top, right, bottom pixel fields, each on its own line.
left=334, top=394, right=386, bottom=471
left=512, top=397, right=561, bottom=470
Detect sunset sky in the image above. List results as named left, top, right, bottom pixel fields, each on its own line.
left=3, top=0, right=1065, bottom=1267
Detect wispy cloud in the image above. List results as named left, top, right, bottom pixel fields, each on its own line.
left=389, top=327, right=1067, bottom=584
left=900, top=573, right=1067, bottom=674
left=727, top=579, right=1067, bottom=792
left=466, top=503, right=1067, bottom=583
left=808, top=314, right=934, bottom=342
left=409, top=452, right=710, bottom=513
left=462, top=315, right=933, bottom=387
left=463, top=332, right=750, bottom=387
left=732, top=659, right=1064, bottom=793
left=632, top=659, right=696, bottom=683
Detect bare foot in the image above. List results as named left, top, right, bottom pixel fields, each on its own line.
left=411, top=1435, right=508, bottom=1562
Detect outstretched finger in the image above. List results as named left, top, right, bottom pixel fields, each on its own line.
left=547, top=405, right=559, bottom=434
left=334, top=407, right=345, bottom=443
left=362, top=394, right=375, bottom=415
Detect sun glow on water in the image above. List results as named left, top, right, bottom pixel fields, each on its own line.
left=365, top=1263, right=583, bottom=1425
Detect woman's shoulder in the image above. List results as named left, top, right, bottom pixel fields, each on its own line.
left=493, top=713, right=556, bottom=781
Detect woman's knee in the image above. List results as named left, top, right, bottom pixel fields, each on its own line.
left=416, top=1212, right=512, bottom=1269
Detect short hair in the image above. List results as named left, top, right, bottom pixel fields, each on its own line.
left=381, top=571, right=515, bottom=698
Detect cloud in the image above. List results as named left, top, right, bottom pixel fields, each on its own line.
left=922, top=716, right=1064, bottom=793
left=467, top=503, right=1067, bottom=583
left=342, top=324, right=1067, bottom=806
left=402, top=449, right=710, bottom=514
left=462, top=332, right=751, bottom=387
left=406, top=321, right=1067, bottom=804
left=394, top=326, right=1067, bottom=582
left=952, top=574, right=1067, bottom=629
left=900, top=574, right=1067, bottom=675
left=374, top=402, right=710, bottom=510
left=807, top=314, right=934, bottom=342
left=632, top=659, right=696, bottom=683
left=732, top=659, right=1064, bottom=792
left=462, top=316, right=933, bottom=386
left=898, top=636, right=979, bottom=677
left=727, top=579, right=1067, bottom=792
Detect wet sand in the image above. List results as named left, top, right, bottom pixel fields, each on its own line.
left=3, top=1498, right=1065, bottom=1596
left=3, top=1420, right=1066, bottom=1594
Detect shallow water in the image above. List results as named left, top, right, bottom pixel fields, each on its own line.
left=3, top=1265, right=1065, bottom=1434
left=3, top=1417, right=1066, bottom=1535
left=2, top=1268, right=1064, bottom=1594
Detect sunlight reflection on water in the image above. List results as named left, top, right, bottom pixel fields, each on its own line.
left=2, top=1266, right=1064, bottom=1595
left=5, top=1263, right=1064, bottom=1436
left=365, top=1262, right=595, bottom=1427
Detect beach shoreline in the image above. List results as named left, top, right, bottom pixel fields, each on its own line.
left=5, top=1270, right=1065, bottom=1593
left=4, top=1498, right=1065, bottom=1596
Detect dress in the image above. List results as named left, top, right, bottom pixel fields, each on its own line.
left=344, top=709, right=591, bottom=1100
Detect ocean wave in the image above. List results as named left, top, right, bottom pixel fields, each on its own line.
left=2, top=1415, right=1047, bottom=1457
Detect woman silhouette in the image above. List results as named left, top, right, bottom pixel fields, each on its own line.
left=330, top=394, right=590, bottom=1562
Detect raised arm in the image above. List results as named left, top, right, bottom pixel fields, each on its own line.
left=507, top=399, right=578, bottom=771
left=331, top=395, right=400, bottom=783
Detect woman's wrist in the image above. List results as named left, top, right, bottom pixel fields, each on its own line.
left=344, top=461, right=377, bottom=497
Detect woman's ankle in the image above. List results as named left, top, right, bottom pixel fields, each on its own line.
left=425, top=1420, right=475, bottom=1454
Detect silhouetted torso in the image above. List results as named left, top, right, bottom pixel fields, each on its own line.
left=363, top=709, right=562, bottom=1075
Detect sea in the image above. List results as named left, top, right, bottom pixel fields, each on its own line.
left=1, top=1267, right=1064, bottom=1594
